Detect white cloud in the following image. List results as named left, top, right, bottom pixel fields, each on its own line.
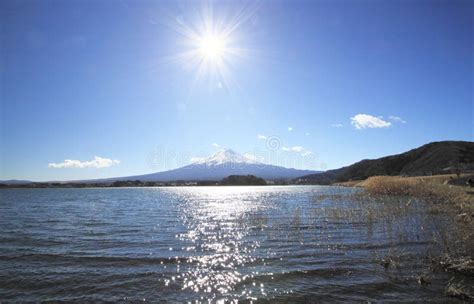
left=290, top=146, right=304, bottom=152
left=350, top=114, right=391, bottom=129
left=282, top=146, right=301, bottom=152
left=48, top=156, right=120, bottom=169
left=331, top=123, right=343, bottom=128
left=305, top=132, right=310, bottom=136
left=257, top=134, right=267, bottom=140
left=288, top=127, right=293, bottom=131
left=389, top=115, right=407, bottom=124
left=212, top=143, right=220, bottom=147
left=282, top=146, right=312, bottom=156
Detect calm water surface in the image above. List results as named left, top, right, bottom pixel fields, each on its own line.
left=0, top=186, right=462, bottom=302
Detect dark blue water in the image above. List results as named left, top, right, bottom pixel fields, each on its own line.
left=0, top=186, right=461, bottom=302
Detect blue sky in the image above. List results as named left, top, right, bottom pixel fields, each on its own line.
left=1, top=0, right=473, bottom=181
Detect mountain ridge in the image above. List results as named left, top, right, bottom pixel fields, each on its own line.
left=299, top=141, right=474, bottom=184
left=87, top=148, right=319, bottom=182
left=0, top=179, right=33, bottom=185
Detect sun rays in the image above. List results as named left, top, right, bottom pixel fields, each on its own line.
left=163, top=2, right=259, bottom=91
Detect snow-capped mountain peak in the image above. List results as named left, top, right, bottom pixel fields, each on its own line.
left=88, top=148, right=319, bottom=182
left=192, top=148, right=260, bottom=166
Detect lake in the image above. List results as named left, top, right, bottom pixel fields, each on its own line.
left=0, top=186, right=465, bottom=302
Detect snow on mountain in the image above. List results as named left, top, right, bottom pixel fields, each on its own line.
left=87, top=148, right=319, bottom=182
left=191, top=148, right=260, bottom=165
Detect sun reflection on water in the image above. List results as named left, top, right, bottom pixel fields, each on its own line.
left=0, top=186, right=459, bottom=302
left=174, top=187, right=270, bottom=300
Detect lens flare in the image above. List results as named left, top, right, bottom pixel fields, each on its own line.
left=162, top=2, right=259, bottom=90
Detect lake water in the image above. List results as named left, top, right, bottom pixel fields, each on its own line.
left=0, top=186, right=465, bottom=302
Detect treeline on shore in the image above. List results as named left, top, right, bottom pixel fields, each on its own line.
left=0, top=175, right=278, bottom=188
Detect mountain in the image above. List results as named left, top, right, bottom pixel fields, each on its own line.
left=0, top=179, right=33, bottom=185
left=299, top=141, right=474, bottom=184
left=99, top=149, right=319, bottom=182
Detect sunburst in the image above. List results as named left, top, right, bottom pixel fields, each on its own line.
left=164, top=2, right=258, bottom=90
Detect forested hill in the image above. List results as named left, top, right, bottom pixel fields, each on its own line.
left=299, top=141, right=474, bottom=184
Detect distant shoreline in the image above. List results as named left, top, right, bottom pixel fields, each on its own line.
left=0, top=174, right=286, bottom=188
left=3, top=173, right=473, bottom=189
left=0, top=184, right=305, bottom=189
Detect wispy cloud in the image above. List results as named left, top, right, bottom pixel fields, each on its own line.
left=350, top=114, right=391, bottom=129
left=211, top=143, right=220, bottom=147
left=257, top=134, right=267, bottom=140
left=388, top=115, right=407, bottom=124
left=282, top=146, right=302, bottom=152
left=305, top=132, right=310, bottom=136
left=282, top=145, right=312, bottom=156
left=48, top=156, right=120, bottom=169
left=288, top=127, right=293, bottom=131
left=290, top=146, right=304, bottom=152
left=331, top=123, right=343, bottom=128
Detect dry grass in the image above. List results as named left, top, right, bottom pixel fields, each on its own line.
left=360, top=176, right=474, bottom=251
left=445, top=278, right=473, bottom=301
left=438, top=255, right=474, bottom=276
left=359, top=175, right=474, bottom=296
left=336, top=174, right=473, bottom=187
left=358, top=175, right=473, bottom=208
left=323, top=175, right=474, bottom=299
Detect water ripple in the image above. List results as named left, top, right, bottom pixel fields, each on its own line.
left=0, top=186, right=464, bottom=302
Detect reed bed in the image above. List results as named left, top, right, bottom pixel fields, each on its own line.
left=360, top=175, right=473, bottom=208
left=316, top=175, right=474, bottom=300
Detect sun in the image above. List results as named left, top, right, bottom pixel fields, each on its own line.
left=199, top=35, right=226, bottom=61
left=164, top=2, right=259, bottom=89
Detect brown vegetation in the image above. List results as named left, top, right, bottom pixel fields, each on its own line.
left=359, top=175, right=473, bottom=212
left=325, top=175, right=474, bottom=300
